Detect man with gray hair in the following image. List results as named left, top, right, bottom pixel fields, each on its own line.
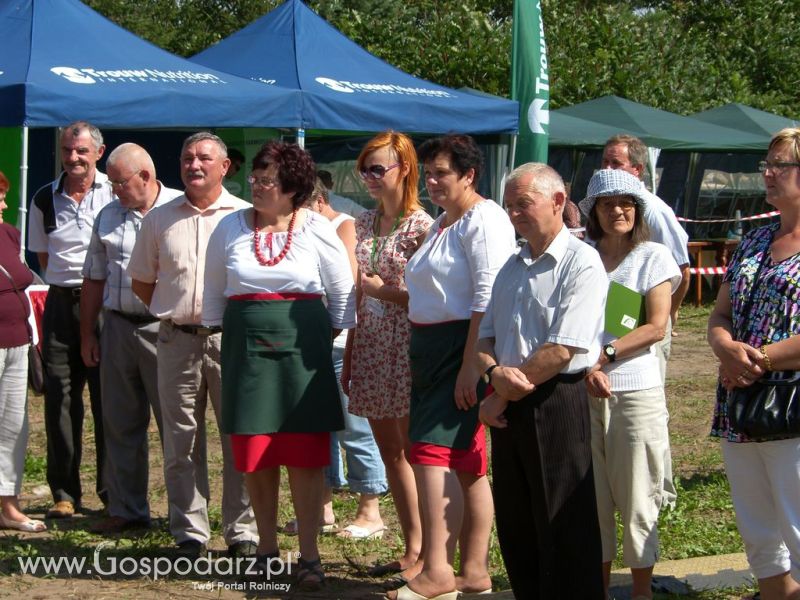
left=28, top=121, right=115, bottom=518
left=128, top=132, right=258, bottom=557
left=477, top=163, right=606, bottom=598
left=80, top=143, right=181, bottom=533
left=602, top=135, right=690, bottom=346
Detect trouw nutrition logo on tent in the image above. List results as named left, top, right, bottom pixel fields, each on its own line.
left=50, top=67, right=225, bottom=85
left=314, top=77, right=453, bottom=98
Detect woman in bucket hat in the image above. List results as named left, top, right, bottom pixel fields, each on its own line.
left=581, top=168, right=681, bottom=600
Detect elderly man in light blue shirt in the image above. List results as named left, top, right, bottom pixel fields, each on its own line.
left=477, top=163, right=607, bottom=600
left=80, top=143, right=181, bottom=534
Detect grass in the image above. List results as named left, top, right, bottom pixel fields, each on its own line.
left=5, top=303, right=761, bottom=598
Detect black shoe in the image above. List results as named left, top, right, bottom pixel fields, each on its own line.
left=227, top=540, right=258, bottom=558
left=175, top=540, right=205, bottom=558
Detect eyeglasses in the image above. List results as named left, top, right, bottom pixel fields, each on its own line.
left=247, top=175, right=279, bottom=188
left=758, top=160, right=800, bottom=174
left=359, top=163, right=400, bottom=181
left=109, top=171, right=141, bottom=188
left=596, top=198, right=637, bottom=211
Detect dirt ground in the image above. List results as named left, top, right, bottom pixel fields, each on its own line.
left=0, top=308, right=719, bottom=599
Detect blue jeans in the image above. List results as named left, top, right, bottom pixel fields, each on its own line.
left=326, top=344, right=388, bottom=495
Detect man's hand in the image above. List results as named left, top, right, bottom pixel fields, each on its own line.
left=490, top=365, right=535, bottom=401
left=81, top=333, right=101, bottom=367
left=479, top=392, right=509, bottom=428
left=585, top=369, right=611, bottom=398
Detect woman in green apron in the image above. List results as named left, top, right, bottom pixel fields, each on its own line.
left=203, top=142, right=356, bottom=591
left=396, top=135, right=516, bottom=600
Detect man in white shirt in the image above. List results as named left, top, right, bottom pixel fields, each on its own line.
left=80, top=143, right=181, bottom=534
left=602, top=135, right=690, bottom=341
left=28, top=121, right=115, bottom=519
left=477, top=163, right=606, bottom=599
left=128, top=132, right=258, bottom=558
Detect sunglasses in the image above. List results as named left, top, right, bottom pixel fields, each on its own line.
left=359, top=163, right=400, bottom=181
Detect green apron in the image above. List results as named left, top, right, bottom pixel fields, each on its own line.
left=220, top=298, right=344, bottom=434
left=408, top=320, right=486, bottom=449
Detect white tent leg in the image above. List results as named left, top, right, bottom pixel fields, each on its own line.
left=296, top=128, right=305, bottom=149
left=18, top=126, right=29, bottom=261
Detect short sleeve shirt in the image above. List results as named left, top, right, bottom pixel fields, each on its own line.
left=28, top=172, right=115, bottom=286
left=127, top=189, right=249, bottom=325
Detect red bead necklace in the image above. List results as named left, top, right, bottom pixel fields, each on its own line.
left=253, top=209, right=297, bottom=266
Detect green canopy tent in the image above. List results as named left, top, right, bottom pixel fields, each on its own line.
left=554, top=95, right=767, bottom=151
left=691, top=103, right=799, bottom=138
left=549, top=96, right=772, bottom=227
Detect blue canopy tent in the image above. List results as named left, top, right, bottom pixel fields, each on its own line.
left=190, top=0, right=519, bottom=136
left=0, top=0, right=304, bottom=250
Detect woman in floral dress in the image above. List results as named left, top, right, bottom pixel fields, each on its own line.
left=342, top=131, right=432, bottom=576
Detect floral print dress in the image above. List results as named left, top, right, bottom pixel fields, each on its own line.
left=348, top=208, right=433, bottom=419
left=711, top=222, right=800, bottom=442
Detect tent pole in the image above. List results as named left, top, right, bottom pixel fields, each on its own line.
left=296, top=128, right=305, bottom=149
left=508, top=134, right=517, bottom=171
left=18, top=126, right=29, bottom=261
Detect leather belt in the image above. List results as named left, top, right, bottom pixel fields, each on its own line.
left=50, top=285, right=82, bottom=299
left=170, top=321, right=222, bottom=336
left=110, top=310, right=159, bottom=325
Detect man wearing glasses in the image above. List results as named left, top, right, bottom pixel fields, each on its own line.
left=28, top=121, right=115, bottom=519
left=79, top=143, right=181, bottom=534
left=128, top=132, right=258, bottom=558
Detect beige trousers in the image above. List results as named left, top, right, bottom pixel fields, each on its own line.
left=156, top=320, right=257, bottom=546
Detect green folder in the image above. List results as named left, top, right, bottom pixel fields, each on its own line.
left=605, top=281, right=646, bottom=338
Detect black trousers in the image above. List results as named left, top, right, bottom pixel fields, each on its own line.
left=42, top=286, right=105, bottom=506
left=490, top=375, right=604, bottom=600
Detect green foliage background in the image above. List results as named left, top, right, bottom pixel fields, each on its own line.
left=84, top=0, right=800, bottom=118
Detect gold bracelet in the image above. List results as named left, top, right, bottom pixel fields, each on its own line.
left=760, top=345, right=773, bottom=371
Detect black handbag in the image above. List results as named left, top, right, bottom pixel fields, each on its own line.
left=725, top=239, right=800, bottom=441
left=728, top=373, right=800, bottom=441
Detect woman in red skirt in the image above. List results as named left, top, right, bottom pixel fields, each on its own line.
left=203, top=142, right=356, bottom=590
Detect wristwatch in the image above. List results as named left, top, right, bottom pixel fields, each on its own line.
left=482, top=364, right=499, bottom=385
left=602, top=343, right=617, bottom=363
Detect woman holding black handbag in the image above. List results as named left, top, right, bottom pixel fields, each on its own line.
left=0, top=171, right=46, bottom=532
left=708, top=127, right=800, bottom=600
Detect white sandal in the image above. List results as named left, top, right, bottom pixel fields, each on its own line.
left=337, top=523, right=386, bottom=539
left=0, top=513, right=47, bottom=532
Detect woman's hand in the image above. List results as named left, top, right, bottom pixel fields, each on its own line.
left=360, top=272, right=385, bottom=299
left=479, top=392, right=509, bottom=429
left=341, top=348, right=353, bottom=395
left=714, top=339, right=764, bottom=388
left=585, top=368, right=611, bottom=398
left=454, top=361, right=480, bottom=410
left=490, top=365, right=535, bottom=401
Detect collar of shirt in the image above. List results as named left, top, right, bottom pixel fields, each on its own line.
left=518, top=224, right=570, bottom=267
left=179, top=187, right=240, bottom=212
left=53, top=170, right=109, bottom=193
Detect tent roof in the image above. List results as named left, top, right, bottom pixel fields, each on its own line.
left=691, top=103, right=799, bottom=138
left=549, top=112, right=636, bottom=148
left=554, top=95, right=767, bottom=151
left=0, top=0, right=302, bottom=128
left=191, top=0, right=518, bottom=134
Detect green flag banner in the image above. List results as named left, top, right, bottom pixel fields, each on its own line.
left=512, top=0, right=549, bottom=165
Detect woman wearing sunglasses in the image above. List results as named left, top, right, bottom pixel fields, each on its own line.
left=395, top=135, right=516, bottom=600
left=342, top=132, right=432, bottom=575
left=203, top=141, right=355, bottom=591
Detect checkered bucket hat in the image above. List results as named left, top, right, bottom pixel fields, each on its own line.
left=578, top=169, right=650, bottom=216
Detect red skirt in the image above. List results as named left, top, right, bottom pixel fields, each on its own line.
left=409, top=424, right=487, bottom=476
left=231, top=432, right=331, bottom=472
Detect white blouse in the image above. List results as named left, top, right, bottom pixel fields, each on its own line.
left=202, top=209, right=356, bottom=329
left=405, top=200, right=516, bottom=323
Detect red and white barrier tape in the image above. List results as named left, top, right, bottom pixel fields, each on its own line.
left=677, top=210, right=780, bottom=224
left=689, top=266, right=727, bottom=275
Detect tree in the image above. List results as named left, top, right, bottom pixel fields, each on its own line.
left=83, top=0, right=800, bottom=118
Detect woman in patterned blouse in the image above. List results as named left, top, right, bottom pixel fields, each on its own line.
left=708, top=127, right=800, bottom=600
